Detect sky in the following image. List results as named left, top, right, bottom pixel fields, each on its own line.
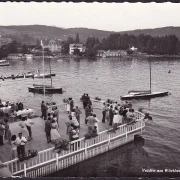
left=0, top=2, right=180, bottom=32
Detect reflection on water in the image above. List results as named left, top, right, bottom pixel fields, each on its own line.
left=1, top=57, right=180, bottom=176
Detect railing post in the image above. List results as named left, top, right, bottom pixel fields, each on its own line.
left=141, top=119, right=143, bottom=133
left=126, top=125, right=128, bottom=138
left=85, top=141, right=87, bottom=154
left=108, top=133, right=111, bottom=149
left=56, top=153, right=59, bottom=168
left=24, top=163, right=27, bottom=177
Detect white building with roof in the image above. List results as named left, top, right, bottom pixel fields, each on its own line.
left=69, top=44, right=85, bottom=55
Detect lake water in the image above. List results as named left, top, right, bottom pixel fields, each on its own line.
left=1, top=57, right=180, bottom=177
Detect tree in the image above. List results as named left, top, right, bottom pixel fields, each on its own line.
left=75, top=33, right=80, bottom=43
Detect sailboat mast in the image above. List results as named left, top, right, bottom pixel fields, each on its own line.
left=41, top=40, right=45, bottom=99
left=49, top=58, right=52, bottom=87
left=149, top=57, right=152, bottom=93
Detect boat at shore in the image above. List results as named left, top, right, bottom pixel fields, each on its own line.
left=121, top=91, right=169, bottom=100
left=121, top=58, right=169, bottom=100
left=0, top=72, right=55, bottom=80
left=28, top=84, right=62, bottom=94
left=0, top=60, right=10, bottom=66
left=28, top=40, right=63, bottom=94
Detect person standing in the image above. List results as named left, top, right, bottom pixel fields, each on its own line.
left=80, top=93, right=86, bottom=109
left=41, top=101, right=48, bottom=120
left=69, top=98, right=74, bottom=112
left=4, top=119, right=11, bottom=144
left=45, top=118, right=52, bottom=143
left=53, top=106, right=59, bottom=124
left=85, top=105, right=92, bottom=124
left=0, top=123, right=5, bottom=146
left=66, top=98, right=70, bottom=114
left=75, top=106, right=82, bottom=127
left=19, top=117, right=28, bottom=138
left=51, top=120, right=61, bottom=143
left=86, top=114, right=96, bottom=133
left=15, top=133, right=27, bottom=158
left=102, top=103, right=106, bottom=123
left=25, top=116, right=34, bottom=141
left=93, top=114, right=100, bottom=133
left=109, top=105, right=114, bottom=126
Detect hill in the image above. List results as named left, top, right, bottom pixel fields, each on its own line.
left=0, top=25, right=180, bottom=44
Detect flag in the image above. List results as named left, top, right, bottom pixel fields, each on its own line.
left=41, top=40, right=44, bottom=48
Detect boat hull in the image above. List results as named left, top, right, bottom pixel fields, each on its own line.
left=28, top=87, right=63, bottom=94
left=121, top=91, right=169, bottom=100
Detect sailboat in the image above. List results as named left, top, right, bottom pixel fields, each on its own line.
left=28, top=41, right=63, bottom=94
left=121, top=58, right=169, bottom=100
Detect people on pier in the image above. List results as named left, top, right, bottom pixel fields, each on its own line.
left=19, top=117, right=29, bottom=138
left=85, top=104, right=92, bottom=124
left=41, top=101, right=48, bottom=120
left=0, top=122, right=5, bottom=146
left=109, top=105, right=114, bottom=126
left=53, top=106, right=59, bottom=124
left=102, top=103, right=106, bottom=123
left=44, top=118, right=52, bottom=143
left=93, top=114, right=100, bottom=133
left=15, top=133, right=27, bottom=158
left=25, top=116, right=34, bottom=141
left=86, top=113, right=96, bottom=134
left=4, top=119, right=11, bottom=144
left=18, top=101, right=24, bottom=111
left=51, top=119, right=61, bottom=143
left=69, top=98, right=74, bottom=112
left=75, top=106, right=82, bottom=127
left=66, top=98, right=71, bottom=113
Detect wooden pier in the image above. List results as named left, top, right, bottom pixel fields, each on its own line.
left=1, top=101, right=145, bottom=177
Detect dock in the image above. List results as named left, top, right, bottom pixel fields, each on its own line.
left=1, top=101, right=145, bottom=177
left=0, top=107, right=109, bottom=162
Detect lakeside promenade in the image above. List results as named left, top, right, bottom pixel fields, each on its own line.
left=0, top=107, right=109, bottom=162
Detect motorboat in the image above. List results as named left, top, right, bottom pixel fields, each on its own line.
left=0, top=60, right=10, bottom=66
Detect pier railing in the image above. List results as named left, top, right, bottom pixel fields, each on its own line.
left=3, top=108, right=145, bottom=177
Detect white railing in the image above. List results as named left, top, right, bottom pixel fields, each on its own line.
left=3, top=109, right=145, bottom=177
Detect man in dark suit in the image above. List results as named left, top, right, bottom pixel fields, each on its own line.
left=0, top=123, right=5, bottom=145
left=41, top=101, right=47, bottom=120
left=45, top=118, right=51, bottom=143
left=109, top=105, right=114, bottom=126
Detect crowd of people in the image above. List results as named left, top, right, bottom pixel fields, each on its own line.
left=102, top=101, right=136, bottom=131
left=0, top=96, right=137, bottom=161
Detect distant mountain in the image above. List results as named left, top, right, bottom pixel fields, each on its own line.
left=0, top=25, right=113, bottom=44
left=120, top=26, right=180, bottom=39
left=0, top=25, right=180, bottom=44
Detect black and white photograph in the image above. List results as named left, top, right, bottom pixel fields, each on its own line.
left=0, top=2, right=180, bottom=178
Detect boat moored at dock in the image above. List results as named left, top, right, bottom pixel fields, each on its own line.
left=0, top=60, right=10, bottom=66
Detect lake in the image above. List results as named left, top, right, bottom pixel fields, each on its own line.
left=1, top=57, right=180, bottom=177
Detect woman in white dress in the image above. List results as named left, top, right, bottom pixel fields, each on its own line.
left=51, top=120, right=61, bottom=143
left=113, top=107, right=120, bottom=131
left=19, top=117, right=28, bottom=138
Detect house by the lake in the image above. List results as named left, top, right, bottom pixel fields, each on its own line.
left=96, top=50, right=127, bottom=57
left=69, top=44, right=86, bottom=55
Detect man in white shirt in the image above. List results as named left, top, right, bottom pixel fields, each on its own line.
left=25, top=116, right=34, bottom=140
left=15, top=133, right=27, bottom=158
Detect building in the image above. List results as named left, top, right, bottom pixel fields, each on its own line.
left=48, top=39, right=61, bottom=52
left=69, top=44, right=86, bottom=55
left=43, top=39, right=62, bottom=53
left=97, top=50, right=127, bottom=57
left=130, top=46, right=138, bottom=51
